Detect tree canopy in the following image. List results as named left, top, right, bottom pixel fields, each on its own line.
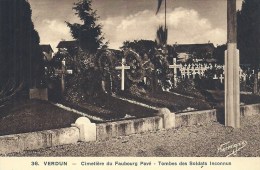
left=66, top=0, right=107, bottom=54
left=237, top=0, right=260, bottom=65
left=0, top=0, right=43, bottom=101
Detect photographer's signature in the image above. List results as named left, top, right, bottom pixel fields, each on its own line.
left=217, top=141, right=247, bottom=157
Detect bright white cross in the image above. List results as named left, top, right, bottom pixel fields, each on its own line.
left=192, top=69, right=197, bottom=78
left=115, top=58, right=130, bottom=91
left=169, top=58, right=181, bottom=86
left=219, top=74, right=224, bottom=84
left=213, top=74, right=218, bottom=80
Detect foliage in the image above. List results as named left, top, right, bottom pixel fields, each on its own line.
left=174, top=79, right=206, bottom=99
left=121, top=40, right=173, bottom=91
left=237, top=0, right=260, bottom=94
left=156, top=25, right=168, bottom=47
left=66, top=0, right=107, bottom=54
left=64, top=49, right=103, bottom=103
left=121, top=40, right=157, bottom=57
left=0, top=0, right=43, bottom=103
left=213, top=44, right=226, bottom=65
left=237, top=0, right=260, bottom=65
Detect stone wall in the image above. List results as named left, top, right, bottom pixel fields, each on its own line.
left=1, top=103, right=260, bottom=155
left=0, top=127, right=79, bottom=155
left=240, top=104, right=260, bottom=117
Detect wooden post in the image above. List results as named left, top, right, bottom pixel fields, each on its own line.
left=225, top=0, right=240, bottom=128
left=55, top=59, right=73, bottom=96
left=115, top=58, right=130, bottom=91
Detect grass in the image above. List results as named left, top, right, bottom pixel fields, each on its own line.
left=0, top=100, right=79, bottom=136
left=64, top=93, right=157, bottom=121
left=206, top=90, right=260, bottom=106
left=2, top=89, right=259, bottom=136
left=118, top=91, right=212, bottom=113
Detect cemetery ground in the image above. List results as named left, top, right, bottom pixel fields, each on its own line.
left=6, top=113, right=260, bottom=157
left=1, top=88, right=260, bottom=138
left=0, top=100, right=79, bottom=136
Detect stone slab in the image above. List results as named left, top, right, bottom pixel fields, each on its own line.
left=29, top=88, right=48, bottom=101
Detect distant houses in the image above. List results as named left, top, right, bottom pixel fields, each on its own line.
left=40, top=44, right=53, bottom=61
left=173, top=43, right=216, bottom=63
left=57, top=40, right=78, bottom=53
left=54, top=40, right=217, bottom=64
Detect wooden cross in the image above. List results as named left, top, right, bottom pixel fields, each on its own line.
left=55, top=59, right=73, bottom=95
left=169, top=58, right=181, bottom=86
left=115, top=58, right=130, bottom=91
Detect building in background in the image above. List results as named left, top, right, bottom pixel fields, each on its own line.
left=173, top=43, right=215, bottom=63
left=40, top=44, right=54, bottom=61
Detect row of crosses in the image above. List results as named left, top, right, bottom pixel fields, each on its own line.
left=168, top=58, right=248, bottom=85
left=57, top=57, right=248, bottom=93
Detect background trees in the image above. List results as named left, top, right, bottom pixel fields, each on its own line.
left=237, top=0, right=260, bottom=94
left=63, top=0, right=108, bottom=102
left=66, top=0, right=107, bottom=54
left=0, top=0, right=43, bottom=102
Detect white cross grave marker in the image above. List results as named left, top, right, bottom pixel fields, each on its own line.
left=116, top=58, right=130, bottom=91
left=213, top=74, right=218, bottom=80
left=55, top=59, right=73, bottom=95
left=169, top=58, right=181, bottom=86
left=219, top=74, right=224, bottom=84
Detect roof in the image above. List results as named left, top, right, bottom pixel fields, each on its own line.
left=56, top=40, right=78, bottom=49
left=40, top=44, right=53, bottom=53
left=174, top=43, right=215, bottom=53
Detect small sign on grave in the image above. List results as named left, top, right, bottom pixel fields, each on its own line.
left=29, top=88, right=48, bottom=101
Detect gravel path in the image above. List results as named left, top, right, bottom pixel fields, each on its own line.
left=8, top=114, right=260, bottom=157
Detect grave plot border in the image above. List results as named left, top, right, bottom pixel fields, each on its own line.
left=1, top=103, right=260, bottom=155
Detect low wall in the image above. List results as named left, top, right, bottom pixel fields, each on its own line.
left=176, top=109, right=217, bottom=128
left=96, top=116, right=163, bottom=140
left=240, top=103, right=260, bottom=117
left=0, top=127, right=79, bottom=155
left=96, top=109, right=216, bottom=140
left=1, top=103, right=260, bottom=155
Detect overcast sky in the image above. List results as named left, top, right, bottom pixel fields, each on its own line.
left=28, top=0, right=243, bottom=51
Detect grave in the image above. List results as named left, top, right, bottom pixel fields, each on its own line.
left=54, top=59, right=73, bottom=95
left=29, top=88, right=48, bottom=101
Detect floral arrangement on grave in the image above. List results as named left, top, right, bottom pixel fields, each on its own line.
left=120, top=40, right=173, bottom=93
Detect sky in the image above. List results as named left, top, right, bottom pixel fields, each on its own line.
left=28, top=0, right=243, bottom=52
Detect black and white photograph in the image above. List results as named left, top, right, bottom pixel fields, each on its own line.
left=0, top=0, right=260, bottom=168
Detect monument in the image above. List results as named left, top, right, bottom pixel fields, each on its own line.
left=225, top=0, right=240, bottom=128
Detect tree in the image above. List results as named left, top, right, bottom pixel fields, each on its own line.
left=66, top=0, right=107, bottom=54
left=213, top=44, right=227, bottom=65
left=155, top=25, right=168, bottom=47
left=237, top=0, right=260, bottom=94
left=0, top=0, right=43, bottom=102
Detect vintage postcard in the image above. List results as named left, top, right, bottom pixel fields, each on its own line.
left=0, top=0, right=260, bottom=169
